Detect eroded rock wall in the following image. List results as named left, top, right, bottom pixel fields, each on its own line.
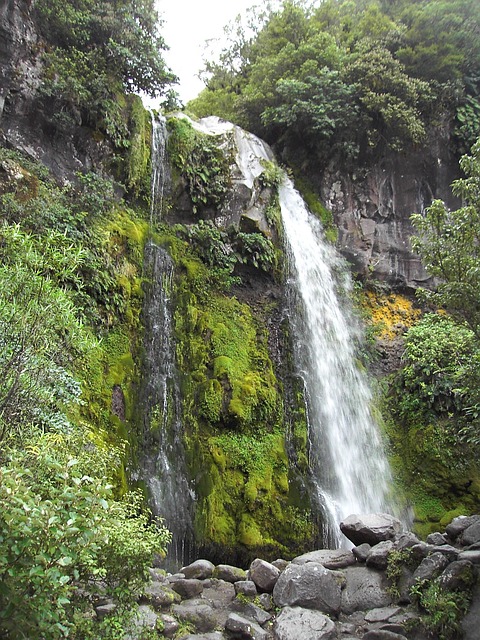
left=318, top=129, right=460, bottom=290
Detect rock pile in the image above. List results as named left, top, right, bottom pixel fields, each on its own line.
left=98, top=513, right=480, bottom=639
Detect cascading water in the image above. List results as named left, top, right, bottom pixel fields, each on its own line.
left=137, top=115, right=194, bottom=569
left=179, top=116, right=395, bottom=547
left=279, top=179, right=394, bottom=547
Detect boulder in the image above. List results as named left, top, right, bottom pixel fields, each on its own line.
left=458, top=550, right=480, bottom=564
left=229, top=600, right=272, bottom=626
left=394, top=532, right=421, bottom=551
left=272, top=559, right=289, bottom=572
left=366, top=540, right=394, bottom=570
left=272, top=562, right=342, bottom=615
left=362, top=632, right=407, bottom=640
left=124, top=605, right=159, bottom=640
left=249, top=558, right=281, bottom=592
left=225, top=613, right=270, bottom=640
left=446, top=515, right=480, bottom=540
left=352, top=543, right=371, bottom=562
left=411, top=552, right=450, bottom=584
left=273, top=606, right=336, bottom=640
left=341, top=566, right=392, bottom=614
left=235, top=580, right=258, bottom=597
left=142, top=582, right=181, bottom=610
left=182, top=559, right=216, bottom=580
left=364, top=607, right=402, bottom=623
left=292, top=549, right=356, bottom=569
left=159, top=614, right=179, bottom=638
left=95, top=603, right=117, bottom=620
left=425, top=532, right=447, bottom=546
left=213, top=564, right=247, bottom=583
left=438, top=560, right=475, bottom=592
left=172, top=600, right=217, bottom=633
left=461, top=520, right=480, bottom=546
left=171, top=579, right=204, bottom=599
left=340, top=514, right=403, bottom=546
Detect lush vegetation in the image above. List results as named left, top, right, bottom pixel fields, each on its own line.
left=0, top=128, right=168, bottom=638
left=379, top=140, right=480, bottom=534
left=189, top=0, right=480, bottom=167
left=36, top=0, right=176, bottom=145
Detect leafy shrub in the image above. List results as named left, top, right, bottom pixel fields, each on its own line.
left=0, top=430, right=171, bottom=639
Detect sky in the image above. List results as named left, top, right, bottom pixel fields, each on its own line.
left=156, top=0, right=258, bottom=104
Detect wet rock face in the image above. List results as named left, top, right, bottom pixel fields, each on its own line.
left=317, top=139, right=460, bottom=290
left=0, top=0, right=113, bottom=182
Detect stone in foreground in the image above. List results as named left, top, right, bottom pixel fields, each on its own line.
left=272, top=562, right=342, bottom=615
left=273, top=606, right=336, bottom=640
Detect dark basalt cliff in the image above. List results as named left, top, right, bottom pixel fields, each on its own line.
left=317, top=130, right=460, bottom=290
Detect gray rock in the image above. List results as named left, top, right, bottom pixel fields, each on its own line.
left=380, top=624, right=408, bottom=635
left=172, top=600, right=217, bottom=633
left=123, top=605, right=159, bottom=640
left=249, top=558, right=281, bottom=592
left=225, top=613, right=270, bottom=640
left=293, top=549, right=356, bottom=569
left=272, top=559, right=289, bottom=572
left=273, top=606, right=336, bottom=640
left=181, top=634, right=225, bottom=640
left=213, top=564, right=247, bottom=583
left=394, top=532, right=421, bottom=551
left=461, top=520, right=480, bottom=546
left=273, top=562, right=342, bottom=615
left=430, top=544, right=458, bottom=561
left=366, top=540, right=394, bottom=570
left=462, top=578, right=480, bottom=640
left=258, top=593, right=273, bottom=611
left=181, top=559, right=215, bottom=580
left=411, top=552, right=450, bottom=583
left=364, top=607, right=401, bottom=623
left=353, top=543, right=371, bottom=562
left=425, top=532, right=447, bottom=545
left=458, top=549, right=480, bottom=564
left=95, top=603, right=117, bottom=620
left=235, top=580, right=258, bottom=597
left=229, top=600, right=272, bottom=625
left=168, top=572, right=187, bottom=582
left=142, top=582, right=181, bottom=609
left=148, top=567, right=168, bottom=582
left=445, top=515, right=480, bottom=540
left=159, top=614, right=179, bottom=638
left=362, top=632, right=407, bottom=640
left=340, top=514, right=403, bottom=546
left=409, top=543, right=431, bottom=563
left=341, top=565, right=392, bottom=614
left=172, top=578, right=204, bottom=599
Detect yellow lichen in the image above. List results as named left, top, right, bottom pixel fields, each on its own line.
left=363, top=290, right=421, bottom=339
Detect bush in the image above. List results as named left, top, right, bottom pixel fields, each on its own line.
left=0, top=430, right=171, bottom=639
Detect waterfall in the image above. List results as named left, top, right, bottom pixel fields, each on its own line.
left=137, top=114, right=194, bottom=569
left=279, top=179, right=393, bottom=547
left=150, top=113, right=169, bottom=221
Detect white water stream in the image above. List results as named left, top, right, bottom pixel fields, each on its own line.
left=280, top=179, right=393, bottom=546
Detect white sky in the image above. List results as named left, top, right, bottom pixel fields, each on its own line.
left=156, top=0, right=258, bottom=104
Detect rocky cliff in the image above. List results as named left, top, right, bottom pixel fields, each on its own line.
left=0, top=0, right=115, bottom=182
left=317, top=130, right=460, bottom=290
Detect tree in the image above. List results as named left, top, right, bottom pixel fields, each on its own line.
left=411, top=139, right=480, bottom=337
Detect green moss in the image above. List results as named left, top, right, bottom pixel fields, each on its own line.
left=293, top=173, right=337, bottom=242
left=125, top=95, right=152, bottom=200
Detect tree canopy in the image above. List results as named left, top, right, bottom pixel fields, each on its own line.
left=188, top=0, right=480, bottom=166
